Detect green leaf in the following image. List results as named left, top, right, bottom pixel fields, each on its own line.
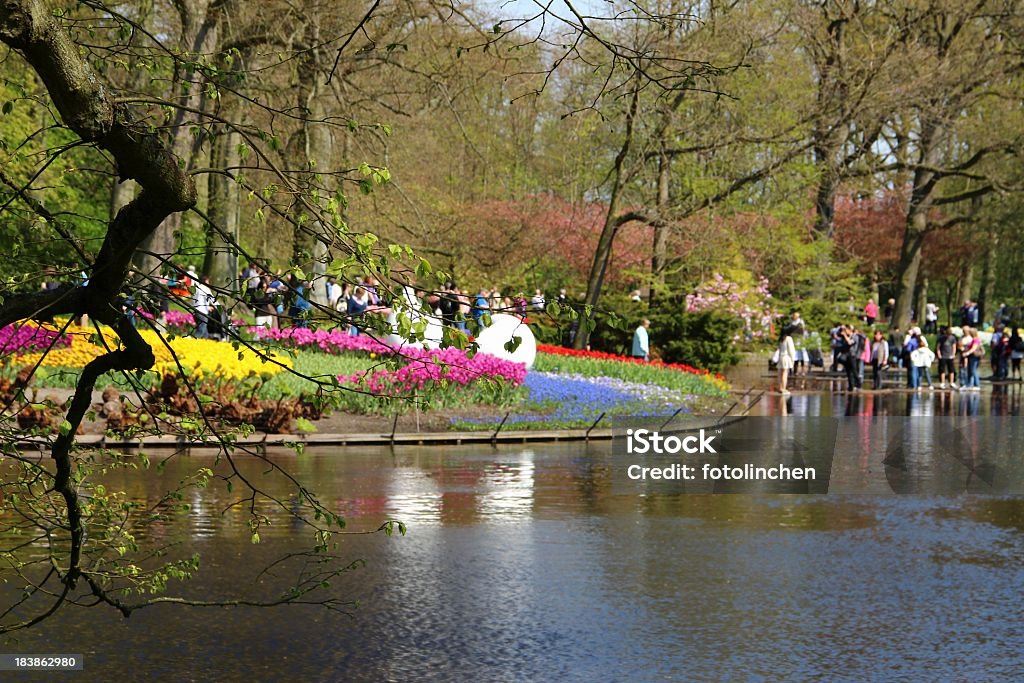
left=2, top=101, right=12, bottom=115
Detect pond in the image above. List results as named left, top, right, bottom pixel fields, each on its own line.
left=4, top=427, right=1024, bottom=681
left=751, top=383, right=1024, bottom=417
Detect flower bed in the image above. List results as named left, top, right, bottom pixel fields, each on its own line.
left=450, top=372, right=696, bottom=430
left=2, top=316, right=731, bottom=431
left=534, top=344, right=729, bottom=395
left=248, top=326, right=392, bottom=355
left=5, top=323, right=290, bottom=380
left=252, top=325, right=528, bottom=405
left=536, top=343, right=726, bottom=380
left=0, top=323, right=71, bottom=355
left=338, top=347, right=526, bottom=394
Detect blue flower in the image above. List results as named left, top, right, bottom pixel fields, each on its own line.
left=451, top=372, right=692, bottom=429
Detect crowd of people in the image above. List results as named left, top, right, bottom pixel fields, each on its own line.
left=98, top=261, right=571, bottom=342
left=775, top=297, right=1024, bottom=395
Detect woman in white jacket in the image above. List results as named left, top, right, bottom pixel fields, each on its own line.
left=777, top=325, right=797, bottom=395
left=910, top=335, right=936, bottom=390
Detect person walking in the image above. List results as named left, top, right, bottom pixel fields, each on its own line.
left=870, top=329, right=889, bottom=390
left=864, top=299, right=878, bottom=326
left=777, top=325, right=796, bottom=394
left=632, top=318, right=651, bottom=361
left=924, top=301, right=939, bottom=334
left=192, top=275, right=215, bottom=339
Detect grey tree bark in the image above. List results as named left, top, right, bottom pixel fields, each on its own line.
left=136, top=0, right=222, bottom=278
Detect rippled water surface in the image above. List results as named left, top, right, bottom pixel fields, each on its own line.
left=5, top=439, right=1024, bottom=681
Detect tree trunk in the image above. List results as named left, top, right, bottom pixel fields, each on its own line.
left=576, top=82, right=640, bottom=349
left=649, top=142, right=670, bottom=306
left=891, top=212, right=927, bottom=330
left=813, top=167, right=838, bottom=239
left=204, top=126, right=241, bottom=290
left=978, top=231, right=998, bottom=324
left=290, top=15, right=333, bottom=306
left=957, top=262, right=974, bottom=313
left=0, top=0, right=197, bottom=601
left=111, top=180, right=137, bottom=223
left=869, top=267, right=880, bottom=309
left=915, top=275, right=928, bottom=327
left=136, top=0, right=220, bottom=278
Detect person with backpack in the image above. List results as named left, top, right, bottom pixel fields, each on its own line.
left=837, top=325, right=861, bottom=392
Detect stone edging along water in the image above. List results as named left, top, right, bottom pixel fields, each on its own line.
left=34, top=429, right=616, bottom=450
left=18, top=411, right=752, bottom=451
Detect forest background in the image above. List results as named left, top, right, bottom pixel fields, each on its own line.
left=2, top=0, right=1023, bottom=357
left=1, top=0, right=1023, bottom=633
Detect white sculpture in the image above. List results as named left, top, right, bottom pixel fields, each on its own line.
left=385, top=285, right=443, bottom=349
left=475, top=313, right=537, bottom=369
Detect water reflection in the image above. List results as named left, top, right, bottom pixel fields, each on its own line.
left=758, top=383, right=1024, bottom=417
left=4, top=436, right=1024, bottom=680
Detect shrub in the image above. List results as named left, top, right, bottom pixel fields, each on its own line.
left=647, top=309, right=741, bottom=372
